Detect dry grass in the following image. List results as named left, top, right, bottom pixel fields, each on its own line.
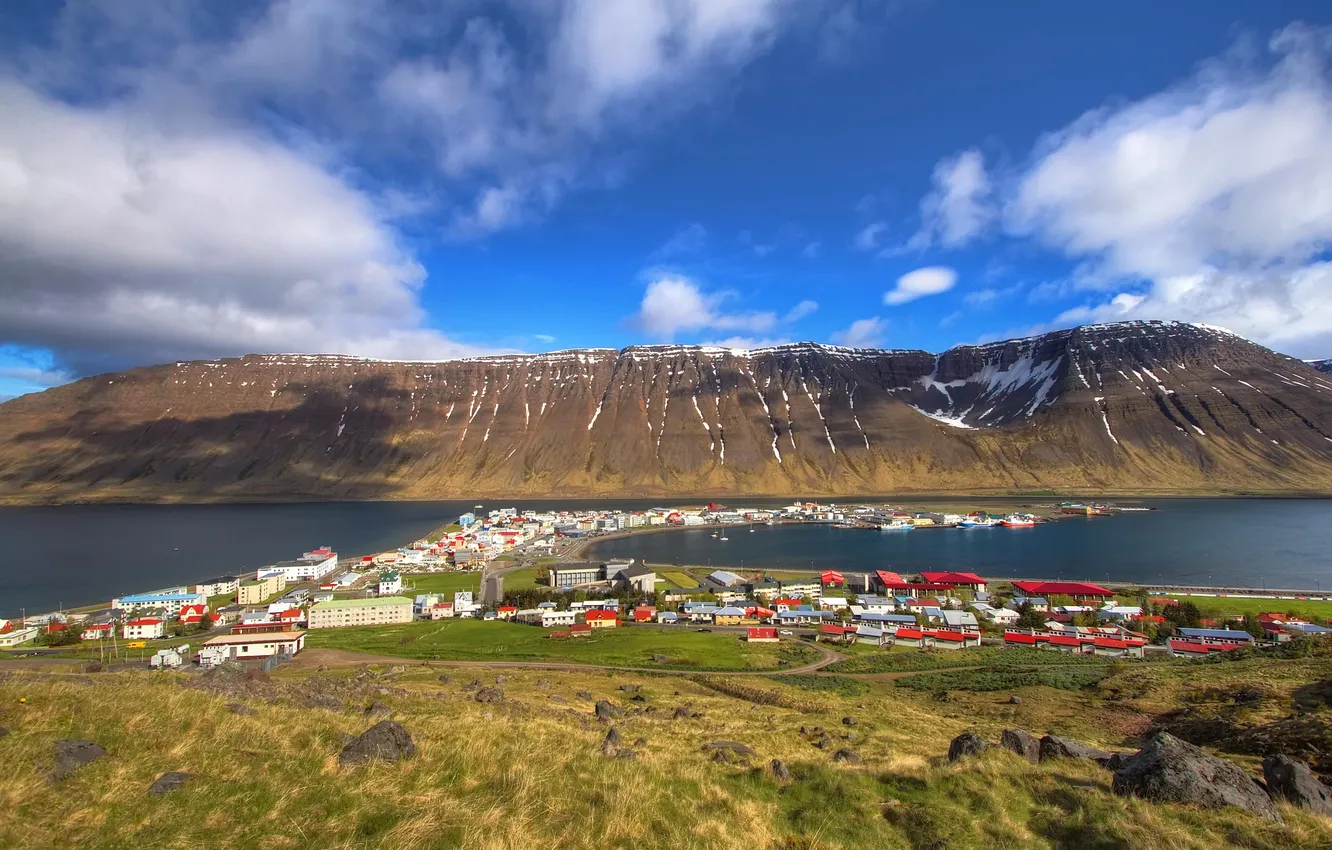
left=0, top=656, right=1329, bottom=849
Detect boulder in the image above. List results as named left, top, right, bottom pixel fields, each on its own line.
left=842, top=716, right=857, bottom=727
left=770, top=759, right=791, bottom=781
left=1000, top=729, right=1040, bottom=765
left=302, top=694, right=344, bottom=711
left=615, top=750, right=638, bottom=761
left=438, top=675, right=453, bottom=684
left=1263, top=754, right=1332, bottom=816
left=948, top=732, right=988, bottom=762
left=364, top=700, right=392, bottom=719
left=0, top=728, right=8, bottom=739
left=338, top=721, right=418, bottom=766
left=594, top=700, right=622, bottom=721
left=495, top=675, right=508, bottom=684
left=462, top=679, right=481, bottom=692
left=633, top=737, right=647, bottom=747
left=1112, top=733, right=1280, bottom=823
left=831, top=748, right=862, bottom=764
left=651, top=654, right=670, bottom=663
left=814, top=736, right=836, bottom=751
left=148, top=771, right=194, bottom=796
left=51, top=739, right=108, bottom=781
left=575, top=690, right=594, bottom=700
left=474, top=687, right=504, bottom=704
left=1009, top=696, right=1023, bottom=705
left=619, top=684, right=643, bottom=693
left=671, top=706, right=691, bottom=720
left=601, top=727, right=622, bottom=756
left=1039, top=735, right=1111, bottom=764
left=703, top=741, right=757, bottom=757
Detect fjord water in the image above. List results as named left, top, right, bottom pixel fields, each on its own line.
left=592, top=499, right=1332, bottom=593
left=3, top=498, right=1331, bottom=616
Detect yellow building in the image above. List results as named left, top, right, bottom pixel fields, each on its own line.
left=238, top=574, right=286, bottom=605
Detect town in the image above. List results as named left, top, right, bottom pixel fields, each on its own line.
left=4, top=503, right=1329, bottom=672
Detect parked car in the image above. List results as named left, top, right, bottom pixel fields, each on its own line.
left=779, top=629, right=794, bottom=636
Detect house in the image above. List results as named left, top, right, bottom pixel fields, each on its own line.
left=932, top=629, right=982, bottom=650
left=712, top=606, right=747, bottom=626
left=855, top=624, right=889, bottom=647
left=201, top=630, right=306, bottom=661
left=818, top=596, right=849, bottom=610
left=616, top=564, right=658, bottom=595
left=259, top=548, right=339, bottom=582
left=569, top=623, right=592, bottom=637
left=194, top=576, right=239, bottom=597
left=178, top=603, right=208, bottom=625
left=856, top=595, right=896, bottom=613
left=777, top=577, right=822, bottom=600
left=1176, top=627, right=1254, bottom=646
left=1097, top=605, right=1143, bottom=623
left=81, top=622, right=114, bottom=641
left=632, top=606, right=656, bottom=623
left=548, top=562, right=605, bottom=588
left=584, top=610, right=619, bottom=629
left=428, top=602, right=455, bottom=620
left=777, top=606, right=832, bottom=626
left=972, top=603, right=1019, bottom=625
left=122, top=618, right=165, bottom=640
left=307, top=597, right=414, bottom=629
left=1043, top=634, right=1091, bottom=654
left=1007, top=596, right=1049, bottom=612
left=1010, top=581, right=1115, bottom=604
left=1168, top=638, right=1245, bottom=658
left=940, top=610, right=980, bottom=631
left=818, top=624, right=856, bottom=644
left=705, top=569, right=746, bottom=589
left=656, top=611, right=679, bottom=624
left=274, top=608, right=305, bottom=626
left=377, top=571, right=402, bottom=596
left=495, top=605, right=517, bottom=620
left=541, top=610, right=577, bottom=628
left=746, top=627, right=779, bottom=643
left=238, top=575, right=285, bottom=606
left=1092, top=636, right=1146, bottom=658
left=890, top=627, right=930, bottom=649
left=920, top=572, right=988, bottom=594
left=820, top=570, right=845, bottom=587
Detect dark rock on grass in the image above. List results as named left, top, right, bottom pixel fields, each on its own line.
left=770, top=759, right=791, bottom=781
left=704, top=741, right=757, bottom=757
left=0, top=728, right=8, bottom=739
left=364, top=700, right=392, bottom=719
left=1039, top=735, right=1111, bottom=764
left=842, top=716, right=857, bottom=727
left=651, top=654, right=670, bottom=663
left=630, top=694, right=646, bottom=703
left=1100, top=752, right=1135, bottom=771
left=832, top=748, right=862, bottom=764
left=1263, top=754, right=1332, bottom=816
left=462, top=679, right=481, bottom=692
left=619, top=683, right=643, bottom=693
left=535, top=679, right=550, bottom=688
left=1000, top=729, right=1040, bottom=765
left=549, top=695, right=568, bottom=704
left=1112, top=732, right=1280, bottom=823
left=633, top=737, right=647, bottom=747
left=495, top=675, right=508, bottom=684
left=1009, top=696, right=1023, bottom=705
left=594, top=700, right=622, bottom=721
left=339, top=721, right=417, bottom=766
left=948, top=732, right=988, bottom=762
left=814, top=736, right=836, bottom=751
left=474, top=687, right=504, bottom=704
left=51, top=739, right=107, bottom=781
left=148, top=771, right=194, bottom=796
left=601, top=727, right=622, bottom=756
left=84, top=662, right=103, bottom=674
left=226, top=703, right=258, bottom=716
left=711, top=749, right=748, bottom=765
left=438, top=675, right=453, bottom=684
left=575, top=690, right=593, bottom=701
left=387, top=666, right=406, bottom=676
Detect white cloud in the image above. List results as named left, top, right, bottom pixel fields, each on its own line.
left=635, top=274, right=777, bottom=338
left=854, top=221, right=889, bottom=251
left=703, top=336, right=793, bottom=350
left=533, top=334, right=557, bottom=344
left=1003, top=24, right=1332, bottom=355
left=831, top=316, right=888, bottom=348
left=783, top=300, right=819, bottom=322
left=908, top=148, right=993, bottom=250
left=883, top=266, right=958, bottom=306
left=652, top=222, right=709, bottom=259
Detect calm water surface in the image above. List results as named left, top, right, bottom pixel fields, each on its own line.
left=3, top=498, right=1330, bottom=616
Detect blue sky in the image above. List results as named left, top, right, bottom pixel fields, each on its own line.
left=2, top=1, right=1332, bottom=400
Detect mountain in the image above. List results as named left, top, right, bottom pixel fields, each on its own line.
left=2, top=320, right=1332, bottom=503
left=1309, top=359, right=1332, bottom=374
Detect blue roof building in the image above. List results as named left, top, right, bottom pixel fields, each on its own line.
left=1178, top=627, right=1254, bottom=643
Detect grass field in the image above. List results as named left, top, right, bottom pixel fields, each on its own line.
left=305, top=619, right=820, bottom=671
left=3, top=640, right=1331, bottom=849
left=658, top=569, right=700, bottom=588
left=402, top=566, right=542, bottom=596
left=1151, top=594, right=1332, bottom=623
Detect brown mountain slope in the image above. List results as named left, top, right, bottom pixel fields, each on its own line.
left=2, top=320, right=1332, bottom=502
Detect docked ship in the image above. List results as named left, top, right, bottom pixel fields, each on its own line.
left=999, top=514, right=1036, bottom=527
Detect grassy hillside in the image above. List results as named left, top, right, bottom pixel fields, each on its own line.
left=1, top=644, right=1330, bottom=849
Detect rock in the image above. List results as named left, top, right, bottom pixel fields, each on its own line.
left=83, top=662, right=103, bottom=673
left=633, top=737, right=647, bottom=747
left=832, top=748, right=863, bottom=764
left=0, top=728, right=8, bottom=739
left=1112, top=733, right=1280, bottom=823
left=51, top=739, right=107, bottom=781
left=1000, top=729, right=1040, bottom=765
left=770, top=759, right=791, bottom=781
left=495, top=675, right=508, bottom=684
left=1009, top=696, right=1023, bottom=705
left=1039, top=735, right=1111, bottom=764
left=317, top=664, right=328, bottom=672
left=376, top=688, right=391, bottom=696
left=226, top=703, right=257, bottom=716
left=842, top=716, right=857, bottom=727
left=618, top=683, right=642, bottom=693
left=615, top=750, right=638, bottom=760
left=601, top=727, right=622, bottom=756
left=549, top=695, right=568, bottom=704
left=364, top=700, right=392, bottom=719
left=535, top=679, right=550, bottom=688
left=338, top=721, right=418, bottom=766
left=652, top=654, right=670, bottom=663
left=148, top=771, right=194, bottom=796
left=1100, top=752, right=1135, bottom=771
left=671, top=706, right=691, bottom=719
left=594, top=700, right=622, bottom=721
left=438, top=675, right=453, bottom=684
left=1263, top=754, right=1332, bottom=816
left=948, top=732, right=988, bottom=762
left=630, top=694, right=646, bottom=703
left=703, top=741, right=757, bottom=757
left=302, top=694, right=343, bottom=711
left=474, top=687, right=504, bottom=704
left=711, top=749, right=747, bottom=765
left=462, top=679, right=481, bottom=692
left=815, top=736, right=836, bottom=751
left=387, top=666, right=405, bottom=675
left=575, top=690, right=593, bottom=700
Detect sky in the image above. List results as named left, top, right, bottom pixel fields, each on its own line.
left=3, top=0, right=1332, bottom=401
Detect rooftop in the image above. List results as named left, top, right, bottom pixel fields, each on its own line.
left=311, top=596, right=413, bottom=609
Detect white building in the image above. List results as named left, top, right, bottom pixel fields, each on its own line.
left=201, top=630, right=306, bottom=661
left=541, top=610, right=577, bottom=628
left=307, top=597, right=413, bottom=629
left=112, top=590, right=207, bottom=616
left=193, top=576, right=239, bottom=597
left=122, top=618, right=166, bottom=640
left=378, top=571, right=402, bottom=596
left=259, top=550, right=339, bottom=583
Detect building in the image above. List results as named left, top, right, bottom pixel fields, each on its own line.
left=260, top=548, right=339, bottom=582
left=746, top=627, right=779, bottom=643
left=616, top=564, right=658, bottom=595
left=0, top=627, right=39, bottom=647
left=584, top=609, right=619, bottom=629
left=541, top=610, right=577, bottom=628
left=1010, top=581, right=1115, bottom=604
left=178, top=604, right=209, bottom=625
left=238, top=574, right=286, bottom=606
left=307, top=596, right=414, bottom=629
left=377, top=570, right=402, bottom=596
left=548, top=562, right=604, bottom=588
left=919, top=572, right=987, bottom=594
left=122, top=618, right=165, bottom=640
left=201, top=630, right=306, bottom=661
left=81, top=622, right=114, bottom=641
left=712, top=606, right=747, bottom=625
left=940, top=610, right=980, bottom=631
left=1176, top=627, right=1255, bottom=646
left=111, top=590, right=207, bottom=616
left=194, top=576, right=239, bottom=597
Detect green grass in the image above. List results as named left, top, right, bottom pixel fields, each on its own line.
left=306, top=619, right=818, bottom=671
left=771, top=674, right=871, bottom=697
left=658, top=569, right=699, bottom=588
left=1152, top=594, right=1332, bottom=623
left=401, top=566, right=541, bottom=596
left=897, top=665, right=1111, bottom=693
left=824, top=646, right=1107, bottom=675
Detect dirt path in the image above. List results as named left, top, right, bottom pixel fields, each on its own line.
left=285, top=640, right=845, bottom=678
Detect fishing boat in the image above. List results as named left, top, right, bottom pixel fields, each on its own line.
left=999, top=514, right=1036, bottom=527
left=718, top=535, right=729, bottom=541
left=957, top=517, right=996, bottom=528
left=710, top=532, right=718, bottom=538
left=879, top=521, right=914, bottom=531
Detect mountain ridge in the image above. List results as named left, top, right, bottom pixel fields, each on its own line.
left=3, top=320, right=1332, bottom=503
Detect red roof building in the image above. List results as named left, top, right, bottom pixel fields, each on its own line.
left=746, top=627, right=779, bottom=642
left=920, top=571, right=987, bottom=589
left=821, top=570, right=845, bottom=586
left=1011, top=581, right=1114, bottom=601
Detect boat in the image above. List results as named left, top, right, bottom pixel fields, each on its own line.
left=999, top=514, right=1036, bottom=527
left=957, top=518, right=996, bottom=528
left=719, top=536, right=729, bottom=541
left=710, top=532, right=718, bottom=538
left=474, top=504, right=483, bottom=509
left=749, top=527, right=756, bottom=533
left=879, top=522, right=914, bottom=531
